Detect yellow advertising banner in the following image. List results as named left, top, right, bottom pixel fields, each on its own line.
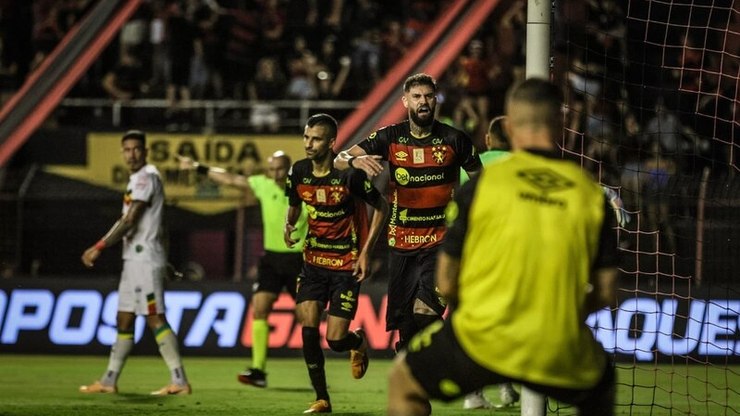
left=45, top=132, right=305, bottom=214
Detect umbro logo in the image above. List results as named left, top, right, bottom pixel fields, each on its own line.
left=517, top=169, right=574, bottom=193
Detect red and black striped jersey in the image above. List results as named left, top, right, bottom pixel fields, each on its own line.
left=286, top=158, right=382, bottom=272
left=358, top=120, right=481, bottom=253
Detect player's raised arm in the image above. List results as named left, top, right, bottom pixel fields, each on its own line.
left=176, top=154, right=255, bottom=198
left=334, top=145, right=384, bottom=177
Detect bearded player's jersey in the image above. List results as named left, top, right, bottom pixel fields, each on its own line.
left=286, top=158, right=382, bottom=272
left=358, top=120, right=481, bottom=253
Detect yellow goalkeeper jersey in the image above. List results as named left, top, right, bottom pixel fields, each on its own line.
left=444, top=149, right=619, bottom=390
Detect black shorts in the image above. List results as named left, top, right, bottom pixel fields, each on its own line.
left=296, top=263, right=361, bottom=320
left=253, top=251, right=303, bottom=299
left=405, top=319, right=615, bottom=414
left=386, top=247, right=446, bottom=330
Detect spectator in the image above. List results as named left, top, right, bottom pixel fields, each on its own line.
left=101, top=47, right=148, bottom=101
left=315, top=35, right=351, bottom=99
left=164, top=1, right=196, bottom=114
left=247, top=56, right=286, bottom=133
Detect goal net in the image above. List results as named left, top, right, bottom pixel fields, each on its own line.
left=553, top=0, right=740, bottom=413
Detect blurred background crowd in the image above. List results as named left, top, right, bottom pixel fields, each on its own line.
left=0, top=0, right=738, bottom=281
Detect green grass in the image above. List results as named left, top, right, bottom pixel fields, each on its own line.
left=0, top=355, right=738, bottom=415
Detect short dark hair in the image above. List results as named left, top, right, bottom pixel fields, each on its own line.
left=505, top=78, right=563, bottom=127
left=403, top=73, right=437, bottom=92
left=488, top=116, right=510, bottom=149
left=122, top=130, right=146, bottom=146
left=306, top=113, right=338, bottom=138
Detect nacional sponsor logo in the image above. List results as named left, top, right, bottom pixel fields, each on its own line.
left=394, top=168, right=445, bottom=186
left=306, top=208, right=345, bottom=219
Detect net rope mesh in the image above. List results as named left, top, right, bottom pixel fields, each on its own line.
left=551, top=0, right=740, bottom=414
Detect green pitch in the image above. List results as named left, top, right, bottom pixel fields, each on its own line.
left=0, top=355, right=738, bottom=415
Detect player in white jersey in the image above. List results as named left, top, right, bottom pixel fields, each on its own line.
left=79, top=130, right=191, bottom=396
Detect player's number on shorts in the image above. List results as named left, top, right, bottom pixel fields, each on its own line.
left=408, top=320, right=444, bottom=352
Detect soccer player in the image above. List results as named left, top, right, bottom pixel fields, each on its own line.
left=286, top=113, right=389, bottom=413
left=387, top=78, right=620, bottom=416
left=176, top=151, right=308, bottom=388
left=334, top=72, right=481, bottom=349
left=79, top=130, right=191, bottom=396
left=334, top=72, right=484, bottom=409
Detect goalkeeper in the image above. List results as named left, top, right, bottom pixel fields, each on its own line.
left=177, top=151, right=307, bottom=388
left=388, top=78, right=620, bottom=416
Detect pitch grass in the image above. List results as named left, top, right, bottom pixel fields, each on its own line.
left=0, top=355, right=739, bottom=415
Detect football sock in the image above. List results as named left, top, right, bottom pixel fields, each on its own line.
left=327, top=332, right=362, bottom=352
left=101, top=329, right=133, bottom=385
left=251, top=319, right=269, bottom=371
left=302, top=326, right=329, bottom=401
left=413, top=313, right=442, bottom=330
left=396, top=319, right=419, bottom=352
left=154, top=323, right=188, bottom=385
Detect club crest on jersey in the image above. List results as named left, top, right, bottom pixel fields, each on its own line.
left=395, top=150, right=409, bottom=162
left=331, top=191, right=342, bottom=203
left=316, top=189, right=326, bottom=203
left=432, top=145, right=446, bottom=164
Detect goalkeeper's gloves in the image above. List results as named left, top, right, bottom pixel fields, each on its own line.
left=603, top=186, right=631, bottom=228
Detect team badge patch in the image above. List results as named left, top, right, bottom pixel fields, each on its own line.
left=413, top=148, right=425, bottom=164
left=432, top=145, right=446, bottom=164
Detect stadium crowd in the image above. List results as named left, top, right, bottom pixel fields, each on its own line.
left=1, top=0, right=737, bottom=278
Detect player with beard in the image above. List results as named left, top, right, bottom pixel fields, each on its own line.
left=334, top=73, right=486, bottom=408
left=287, top=113, right=389, bottom=413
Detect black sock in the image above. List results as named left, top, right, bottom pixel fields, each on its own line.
left=302, top=326, right=329, bottom=401
left=396, top=319, right=419, bottom=352
left=413, top=313, right=442, bottom=330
